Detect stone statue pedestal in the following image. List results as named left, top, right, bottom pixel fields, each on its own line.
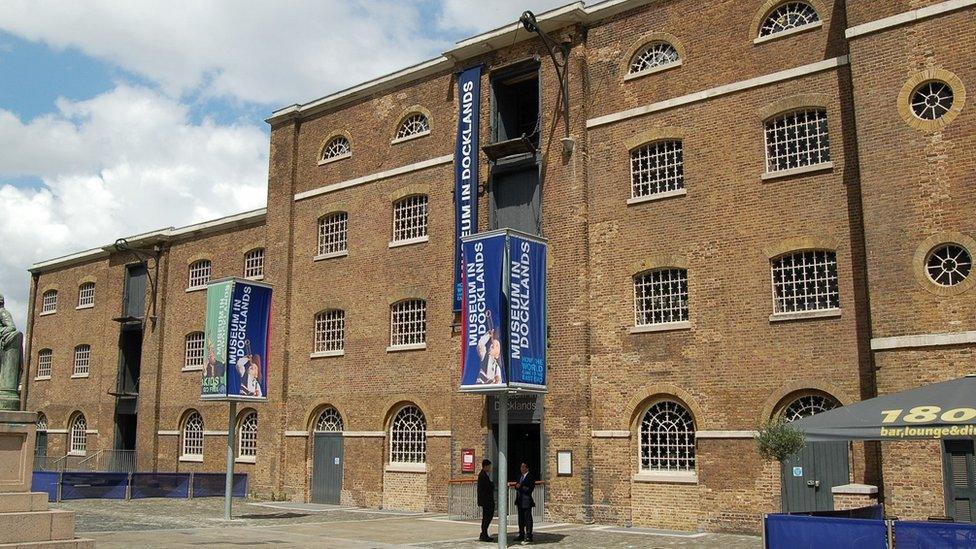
left=0, top=411, right=93, bottom=547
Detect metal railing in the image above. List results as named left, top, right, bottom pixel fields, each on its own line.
left=448, top=478, right=545, bottom=521
left=33, top=450, right=137, bottom=473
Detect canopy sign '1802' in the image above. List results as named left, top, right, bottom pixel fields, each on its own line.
left=459, top=229, right=547, bottom=393
left=201, top=278, right=272, bottom=402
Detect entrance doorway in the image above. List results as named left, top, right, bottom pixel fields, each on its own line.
left=781, top=441, right=850, bottom=512
left=489, top=424, right=541, bottom=484
left=311, top=433, right=343, bottom=504
left=943, top=439, right=975, bottom=522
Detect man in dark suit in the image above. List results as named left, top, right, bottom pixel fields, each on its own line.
left=514, top=462, right=535, bottom=542
left=477, top=459, right=494, bottom=542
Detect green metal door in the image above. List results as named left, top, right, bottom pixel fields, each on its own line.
left=781, top=441, right=850, bottom=512
left=311, top=433, right=343, bottom=504
left=943, top=440, right=975, bottom=522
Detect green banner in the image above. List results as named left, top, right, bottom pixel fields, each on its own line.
left=201, top=280, right=234, bottom=397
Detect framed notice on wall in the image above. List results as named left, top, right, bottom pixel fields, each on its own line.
left=557, top=450, right=572, bottom=476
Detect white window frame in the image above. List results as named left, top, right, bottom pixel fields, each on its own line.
left=390, top=195, right=428, bottom=247
left=243, top=248, right=264, bottom=279
left=77, top=282, right=95, bottom=309
left=636, top=400, right=696, bottom=481
left=631, top=269, right=691, bottom=332
left=69, top=414, right=87, bottom=456
left=388, top=299, right=427, bottom=351
left=316, top=212, right=348, bottom=259
left=629, top=140, right=685, bottom=203
left=237, top=411, right=258, bottom=462
left=770, top=250, right=841, bottom=320
left=181, top=411, right=204, bottom=461
left=184, top=332, right=205, bottom=371
left=627, top=42, right=681, bottom=79
left=41, top=290, right=58, bottom=314
left=72, top=345, right=91, bottom=378
left=36, top=349, right=53, bottom=379
left=763, top=108, right=831, bottom=178
left=312, top=310, right=345, bottom=357
left=319, top=136, right=352, bottom=165
left=187, top=260, right=212, bottom=290
left=389, top=405, right=427, bottom=466
left=314, top=408, right=344, bottom=433
left=391, top=113, right=430, bottom=144
left=755, top=1, right=822, bottom=43
left=782, top=394, right=840, bottom=422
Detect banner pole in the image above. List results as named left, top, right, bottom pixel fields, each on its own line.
left=498, top=391, right=508, bottom=549
left=224, top=400, right=237, bottom=520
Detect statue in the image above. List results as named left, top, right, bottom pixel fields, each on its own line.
left=0, top=293, right=24, bottom=411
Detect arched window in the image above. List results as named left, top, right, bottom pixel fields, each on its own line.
left=321, top=136, right=351, bottom=162
left=37, top=349, right=53, bottom=378
left=394, top=113, right=430, bottom=141
left=35, top=413, right=48, bottom=459
left=238, top=411, right=258, bottom=459
left=781, top=394, right=840, bottom=422
left=759, top=2, right=820, bottom=37
left=77, top=282, right=95, bottom=308
left=391, top=195, right=428, bottom=243
left=629, top=42, right=680, bottom=75
left=317, top=212, right=348, bottom=257
left=184, top=332, right=205, bottom=370
left=72, top=345, right=91, bottom=377
left=639, top=400, right=696, bottom=472
left=69, top=413, right=87, bottom=455
left=764, top=108, right=829, bottom=173
left=188, top=259, right=212, bottom=289
left=390, top=299, right=426, bottom=348
left=36, top=412, right=48, bottom=432
left=243, top=248, right=264, bottom=279
left=634, top=269, right=689, bottom=326
left=314, top=407, right=344, bottom=432
left=181, top=411, right=204, bottom=457
left=390, top=405, right=426, bottom=464
left=631, top=140, right=684, bottom=199
left=41, top=290, right=58, bottom=314
left=771, top=250, right=839, bottom=313
left=314, top=310, right=345, bottom=354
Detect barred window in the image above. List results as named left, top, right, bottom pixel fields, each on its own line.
left=395, top=113, right=429, bottom=140
left=631, top=141, right=684, bottom=198
left=317, top=212, right=348, bottom=256
left=314, top=408, right=344, bottom=432
left=764, top=109, right=830, bottom=173
left=629, top=42, right=680, bottom=74
left=926, top=244, right=972, bottom=287
left=37, top=349, right=52, bottom=377
left=390, top=299, right=426, bottom=348
left=322, top=136, right=351, bottom=161
left=238, top=411, right=258, bottom=458
left=390, top=405, right=426, bottom=464
left=911, top=81, right=954, bottom=121
left=639, top=400, right=696, bottom=472
left=314, top=310, right=345, bottom=353
left=782, top=394, right=840, bottom=422
left=759, top=2, right=820, bottom=37
left=634, top=269, right=689, bottom=326
left=771, top=250, right=840, bottom=313
left=77, top=282, right=95, bottom=308
left=69, top=413, right=87, bottom=455
left=188, top=260, right=212, bottom=289
left=42, top=290, right=58, bottom=313
left=184, top=332, right=205, bottom=369
left=73, top=345, right=91, bottom=376
left=392, top=195, right=428, bottom=243
left=243, top=248, right=264, bottom=279
left=181, top=411, right=204, bottom=457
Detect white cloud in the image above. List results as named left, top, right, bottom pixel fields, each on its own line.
left=436, top=0, right=568, bottom=33
left=0, top=85, right=268, bottom=327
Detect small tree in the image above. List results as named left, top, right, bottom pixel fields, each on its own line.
left=755, top=419, right=806, bottom=462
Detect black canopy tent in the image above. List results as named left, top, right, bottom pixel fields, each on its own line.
left=789, top=375, right=976, bottom=442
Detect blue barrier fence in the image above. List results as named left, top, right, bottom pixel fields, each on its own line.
left=31, top=471, right=247, bottom=501
left=765, top=512, right=976, bottom=549
left=893, top=520, right=976, bottom=549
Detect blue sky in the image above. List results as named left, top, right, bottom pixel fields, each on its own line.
left=0, top=0, right=565, bottom=326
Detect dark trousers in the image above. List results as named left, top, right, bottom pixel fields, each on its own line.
left=517, top=506, right=533, bottom=538
left=480, top=503, right=494, bottom=537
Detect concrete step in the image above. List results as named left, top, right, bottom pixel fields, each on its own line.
left=0, top=493, right=49, bottom=514
left=0, top=540, right=95, bottom=549
left=0, top=510, right=75, bottom=544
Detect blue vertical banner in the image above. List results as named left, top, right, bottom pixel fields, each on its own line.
left=507, top=234, right=547, bottom=389
left=459, top=234, right=507, bottom=390
left=454, top=65, right=482, bottom=311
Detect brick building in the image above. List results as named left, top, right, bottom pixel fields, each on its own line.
left=21, top=0, right=976, bottom=532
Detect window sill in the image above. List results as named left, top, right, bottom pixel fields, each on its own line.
left=762, top=161, right=834, bottom=181
left=390, top=130, right=431, bottom=145
left=623, top=59, right=683, bottom=82
left=629, top=321, right=691, bottom=334
left=185, top=286, right=207, bottom=293
left=385, top=463, right=427, bottom=473
left=67, top=451, right=87, bottom=457
left=235, top=456, right=256, bottom=464
left=389, top=235, right=429, bottom=249
left=387, top=343, right=427, bottom=353
left=633, top=471, right=698, bottom=484
left=244, top=275, right=264, bottom=281
left=39, top=310, right=57, bottom=316
left=182, top=366, right=203, bottom=372
left=753, top=21, right=823, bottom=45
left=70, top=373, right=90, bottom=379
left=627, top=188, right=687, bottom=205
left=317, top=152, right=352, bottom=166
left=769, top=308, right=841, bottom=322
left=75, top=304, right=94, bottom=310
left=179, top=455, right=204, bottom=463
left=34, top=376, right=51, bottom=381
left=311, top=350, right=345, bottom=359
left=314, top=250, right=348, bottom=262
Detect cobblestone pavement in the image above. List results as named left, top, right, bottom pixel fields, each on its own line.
left=58, top=499, right=762, bottom=548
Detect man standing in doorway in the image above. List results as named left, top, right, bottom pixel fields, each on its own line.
left=477, top=459, right=495, bottom=542
left=514, top=462, right=535, bottom=542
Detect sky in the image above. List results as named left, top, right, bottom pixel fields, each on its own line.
left=0, top=0, right=569, bottom=327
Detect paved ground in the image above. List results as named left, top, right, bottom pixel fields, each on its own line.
left=57, top=499, right=762, bottom=548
